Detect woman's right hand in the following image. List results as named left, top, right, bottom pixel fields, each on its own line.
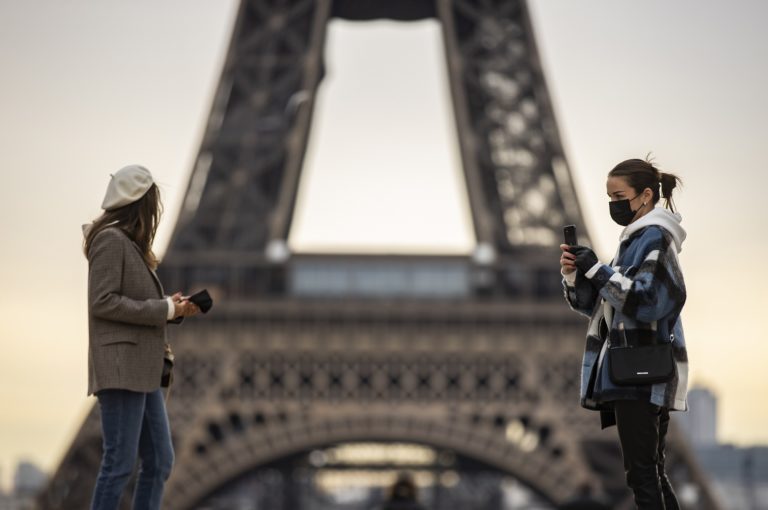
left=560, top=244, right=576, bottom=275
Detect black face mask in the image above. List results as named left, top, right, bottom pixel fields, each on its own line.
left=609, top=195, right=640, bottom=226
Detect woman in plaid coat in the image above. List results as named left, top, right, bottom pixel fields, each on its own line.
left=83, top=165, right=198, bottom=510
left=560, top=158, right=688, bottom=509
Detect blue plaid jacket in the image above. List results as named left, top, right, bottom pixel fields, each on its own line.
left=563, top=218, right=689, bottom=421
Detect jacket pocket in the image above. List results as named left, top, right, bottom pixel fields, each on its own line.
left=98, top=330, right=140, bottom=346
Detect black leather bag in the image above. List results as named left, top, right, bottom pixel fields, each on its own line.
left=161, top=351, right=175, bottom=388
left=608, top=328, right=676, bottom=386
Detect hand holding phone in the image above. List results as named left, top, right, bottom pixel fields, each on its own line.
left=184, top=289, right=213, bottom=314
left=560, top=225, right=578, bottom=275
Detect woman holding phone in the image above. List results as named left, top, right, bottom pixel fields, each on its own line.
left=83, top=165, right=199, bottom=510
left=559, top=158, right=689, bottom=509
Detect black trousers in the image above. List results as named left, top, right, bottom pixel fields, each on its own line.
left=614, top=400, right=680, bottom=510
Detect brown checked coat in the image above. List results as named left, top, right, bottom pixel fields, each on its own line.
left=87, top=227, right=169, bottom=395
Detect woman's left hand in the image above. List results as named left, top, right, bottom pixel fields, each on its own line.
left=569, top=245, right=599, bottom=274
left=178, top=300, right=200, bottom=317
left=171, top=292, right=200, bottom=318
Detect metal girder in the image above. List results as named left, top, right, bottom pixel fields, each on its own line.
left=158, top=0, right=331, bottom=298
left=167, top=0, right=330, bottom=256
left=439, top=0, right=587, bottom=251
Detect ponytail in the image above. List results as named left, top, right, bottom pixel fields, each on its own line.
left=659, top=172, right=682, bottom=212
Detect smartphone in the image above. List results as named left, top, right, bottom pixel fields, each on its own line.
left=563, top=224, right=577, bottom=246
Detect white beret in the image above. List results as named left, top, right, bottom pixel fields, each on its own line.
left=101, top=165, right=154, bottom=210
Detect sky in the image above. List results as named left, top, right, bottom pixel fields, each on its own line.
left=1, top=0, right=767, bottom=492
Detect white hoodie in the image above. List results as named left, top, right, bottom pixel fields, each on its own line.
left=619, top=207, right=686, bottom=254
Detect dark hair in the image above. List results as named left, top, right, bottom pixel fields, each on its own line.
left=83, top=184, right=163, bottom=269
left=608, top=157, right=682, bottom=212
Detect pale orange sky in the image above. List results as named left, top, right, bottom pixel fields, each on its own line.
left=1, top=0, right=767, bottom=492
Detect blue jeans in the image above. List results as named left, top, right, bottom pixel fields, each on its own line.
left=90, top=389, right=174, bottom=510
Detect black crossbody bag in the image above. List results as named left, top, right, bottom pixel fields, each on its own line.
left=608, top=324, right=676, bottom=386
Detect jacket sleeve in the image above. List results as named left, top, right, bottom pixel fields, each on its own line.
left=562, top=271, right=599, bottom=318
left=88, top=229, right=168, bottom=326
left=584, top=227, right=685, bottom=324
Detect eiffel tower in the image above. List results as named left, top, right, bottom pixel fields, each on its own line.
left=40, top=1, right=720, bottom=508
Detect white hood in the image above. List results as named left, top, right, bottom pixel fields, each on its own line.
left=620, top=207, right=686, bottom=254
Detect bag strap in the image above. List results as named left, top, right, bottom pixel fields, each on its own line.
left=616, top=319, right=676, bottom=348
